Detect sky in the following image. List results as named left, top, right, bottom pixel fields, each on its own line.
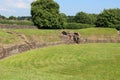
left=0, top=0, right=120, bottom=17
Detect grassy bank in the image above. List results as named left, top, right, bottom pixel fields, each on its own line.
left=0, top=30, right=19, bottom=45
left=0, top=28, right=118, bottom=46
left=0, top=43, right=120, bottom=80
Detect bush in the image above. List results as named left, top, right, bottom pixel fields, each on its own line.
left=109, top=25, right=120, bottom=30
left=64, top=23, right=95, bottom=29
left=95, top=8, right=120, bottom=28
left=0, top=20, right=34, bottom=26
left=116, top=26, right=120, bottom=30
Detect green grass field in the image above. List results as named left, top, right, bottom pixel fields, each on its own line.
left=0, top=43, right=120, bottom=80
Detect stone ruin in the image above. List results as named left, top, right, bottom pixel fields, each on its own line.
left=62, top=31, right=81, bottom=44
left=0, top=41, right=66, bottom=59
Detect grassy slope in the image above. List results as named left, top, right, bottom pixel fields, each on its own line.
left=0, top=43, right=120, bottom=80
left=12, top=28, right=118, bottom=42
left=77, top=28, right=117, bottom=36
left=68, top=28, right=117, bottom=38
left=0, top=30, right=19, bottom=46
left=12, top=29, right=61, bottom=42
left=0, top=28, right=118, bottom=45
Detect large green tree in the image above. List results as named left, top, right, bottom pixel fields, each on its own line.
left=31, top=0, right=64, bottom=29
left=95, top=8, right=120, bottom=30
left=67, top=16, right=75, bottom=23
left=74, top=12, right=97, bottom=24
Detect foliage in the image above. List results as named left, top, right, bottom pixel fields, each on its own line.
left=9, top=16, right=16, bottom=20
left=95, top=8, right=120, bottom=29
left=31, top=0, right=64, bottom=29
left=17, top=16, right=31, bottom=20
left=74, top=12, right=97, bottom=24
left=0, top=43, right=120, bottom=80
left=0, top=19, right=34, bottom=26
left=67, top=16, right=75, bottom=23
left=0, top=15, right=6, bottom=19
left=64, top=23, right=95, bottom=29
left=116, top=26, right=120, bottom=30
left=58, top=13, right=67, bottom=29
left=88, top=13, right=98, bottom=24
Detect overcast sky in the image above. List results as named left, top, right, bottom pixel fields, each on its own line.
left=0, top=0, right=120, bottom=17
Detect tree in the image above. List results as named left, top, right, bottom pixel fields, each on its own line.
left=31, top=0, right=64, bottom=29
left=9, top=16, right=16, bottom=20
left=88, top=13, right=98, bottom=24
left=95, top=8, right=120, bottom=29
left=59, top=13, right=67, bottom=27
left=67, top=16, right=75, bottom=23
left=74, top=12, right=92, bottom=24
left=0, top=15, right=6, bottom=19
left=17, top=16, right=31, bottom=20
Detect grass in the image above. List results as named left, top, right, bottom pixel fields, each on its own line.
left=77, top=28, right=117, bottom=36
left=0, top=30, right=19, bottom=45
left=0, top=43, right=120, bottom=80
left=12, top=29, right=61, bottom=42
left=0, top=28, right=118, bottom=45
left=69, top=28, right=117, bottom=37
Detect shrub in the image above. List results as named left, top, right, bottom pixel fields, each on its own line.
left=64, top=23, right=95, bottom=29
left=95, top=8, right=120, bottom=28
left=0, top=20, right=34, bottom=26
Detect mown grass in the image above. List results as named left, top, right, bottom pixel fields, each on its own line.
left=0, top=43, right=120, bottom=80
left=69, top=28, right=117, bottom=37
left=77, top=28, right=117, bottom=36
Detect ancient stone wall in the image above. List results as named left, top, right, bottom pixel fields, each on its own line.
left=0, top=39, right=120, bottom=59
left=0, top=41, right=66, bottom=59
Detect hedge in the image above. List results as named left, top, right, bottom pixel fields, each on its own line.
left=0, top=20, right=34, bottom=26
left=64, top=23, right=95, bottom=29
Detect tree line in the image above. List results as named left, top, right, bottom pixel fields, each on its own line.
left=0, top=15, right=31, bottom=20
left=0, top=0, right=120, bottom=30
left=31, top=0, right=120, bottom=30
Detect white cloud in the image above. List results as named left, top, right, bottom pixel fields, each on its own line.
left=0, top=0, right=35, bottom=9
left=0, top=8, right=7, bottom=11
left=0, top=0, right=35, bottom=17
left=13, top=1, right=28, bottom=9
left=0, top=7, right=15, bottom=12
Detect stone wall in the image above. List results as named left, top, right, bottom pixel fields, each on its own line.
left=80, top=38, right=120, bottom=43
left=0, top=41, right=66, bottom=59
